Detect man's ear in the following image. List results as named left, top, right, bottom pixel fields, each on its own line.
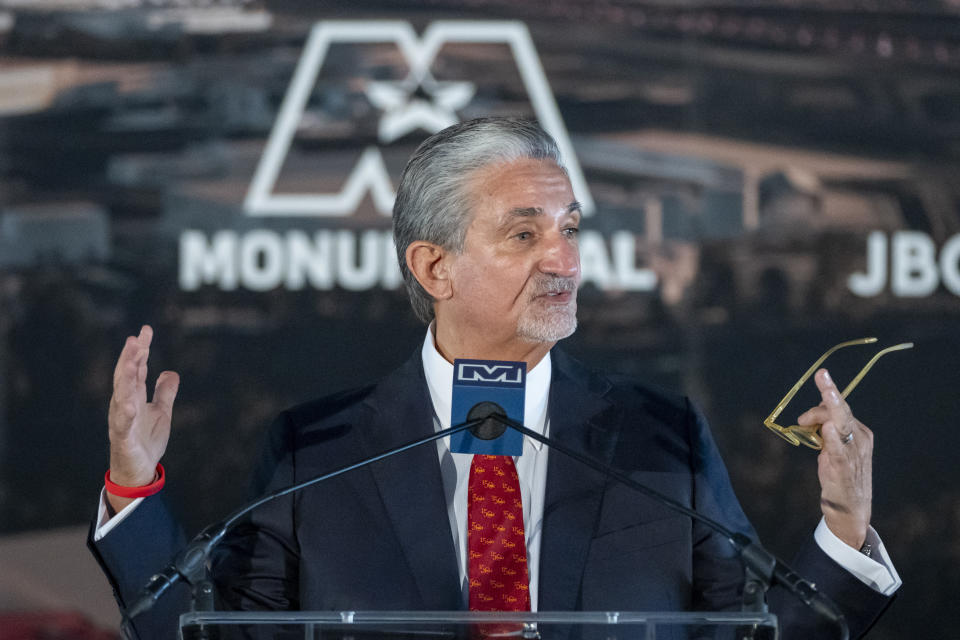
left=406, top=241, right=453, bottom=301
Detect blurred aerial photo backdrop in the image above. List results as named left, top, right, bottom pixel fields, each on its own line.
left=1, top=0, right=958, bottom=637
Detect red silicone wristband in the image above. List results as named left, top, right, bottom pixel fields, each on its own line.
left=105, top=464, right=165, bottom=499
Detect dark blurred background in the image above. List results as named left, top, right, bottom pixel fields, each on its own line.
left=1, top=1, right=958, bottom=637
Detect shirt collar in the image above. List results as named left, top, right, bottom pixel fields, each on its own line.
left=421, top=325, right=551, bottom=450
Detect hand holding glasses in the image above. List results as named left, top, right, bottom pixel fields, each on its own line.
left=764, top=338, right=913, bottom=450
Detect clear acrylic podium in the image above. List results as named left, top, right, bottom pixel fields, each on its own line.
left=179, top=610, right=778, bottom=640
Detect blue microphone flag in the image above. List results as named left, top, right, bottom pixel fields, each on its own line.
left=450, top=359, right=525, bottom=456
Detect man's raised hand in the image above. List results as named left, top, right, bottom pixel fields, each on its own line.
left=106, top=325, right=179, bottom=513
left=796, top=368, right=872, bottom=550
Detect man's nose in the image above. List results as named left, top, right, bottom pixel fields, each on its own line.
left=538, top=232, right=580, bottom=278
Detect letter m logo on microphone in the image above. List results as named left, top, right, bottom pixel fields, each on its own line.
left=457, top=362, right=525, bottom=385
left=451, top=359, right=525, bottom=456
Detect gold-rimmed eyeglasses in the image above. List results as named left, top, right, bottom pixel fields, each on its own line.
left=764, top=337, right=913, bottom=450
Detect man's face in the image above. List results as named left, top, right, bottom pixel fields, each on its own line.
left=440, top=157, right=581, bottom=353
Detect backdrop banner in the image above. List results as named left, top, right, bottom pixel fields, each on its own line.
left=1, top=2, right=958, bottom=637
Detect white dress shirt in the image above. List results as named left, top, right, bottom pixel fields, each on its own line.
left=420, top=328, right=552, bottom=610
left=97, top=329, right=902, bottom=600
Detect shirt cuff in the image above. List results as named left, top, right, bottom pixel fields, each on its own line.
left=93, top=488, right=144, bottom=542
left=813, top=517, right=902, bottom=595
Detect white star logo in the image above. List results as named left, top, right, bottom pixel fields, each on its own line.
left=366, top=75, right=475, bottom=144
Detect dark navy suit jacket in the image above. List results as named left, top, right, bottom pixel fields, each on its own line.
left=89, top=349, right=893, bottom=639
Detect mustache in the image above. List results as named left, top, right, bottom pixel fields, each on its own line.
left=529, top=276, right=579, bottom=297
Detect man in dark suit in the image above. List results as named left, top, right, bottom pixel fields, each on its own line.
left=90, top=118, right=899, bottom=640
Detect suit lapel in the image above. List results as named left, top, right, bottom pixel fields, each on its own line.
left=360, top=353, right=462, bottom=610
left=539, top=350, right=618, bottom=611
left=355, top=348, right=620, bottom=612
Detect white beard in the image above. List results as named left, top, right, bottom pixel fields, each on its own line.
left=517, top=297, right=578, bottom=343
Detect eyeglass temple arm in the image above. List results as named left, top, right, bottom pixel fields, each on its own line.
left=765, top=338, right=877, bottom=425
left=839, top=342, right=914, bottom=398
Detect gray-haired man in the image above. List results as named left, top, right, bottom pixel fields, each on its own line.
left=91, top=118, right=899, bottom=640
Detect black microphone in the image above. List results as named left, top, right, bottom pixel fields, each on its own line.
left=466, top=401, right=508, bottom=440
left=472, top=403, right=849, bottom=640
left=124, top=413, right=492, bottom=621
left=124, top=529, right=217, bottom=620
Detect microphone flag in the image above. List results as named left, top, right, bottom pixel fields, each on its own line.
left=450, top=359, right=525, bottom=455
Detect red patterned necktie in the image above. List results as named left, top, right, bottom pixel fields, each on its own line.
left=467, top=454, right=531, bottom=611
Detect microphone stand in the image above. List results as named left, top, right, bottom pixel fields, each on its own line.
left=482, top=412, right=849, bottom=640
left=125, top=400, right=849, bottom=640
left=124, top=415, right=489, bottom=623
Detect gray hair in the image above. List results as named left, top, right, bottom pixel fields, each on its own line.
left=392, top=117, right=564, bottom=323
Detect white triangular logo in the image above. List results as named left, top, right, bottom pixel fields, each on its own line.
left=244, top=20, right=595, bottom=218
